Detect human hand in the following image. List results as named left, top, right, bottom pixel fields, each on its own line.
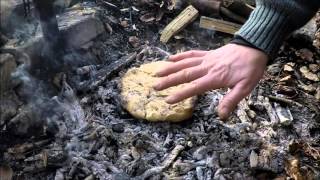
left=153, top=44, right=268, bottom=119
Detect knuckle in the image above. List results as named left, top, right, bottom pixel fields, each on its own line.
left=189, top=81, right=203, bottom=94
left=189, top=50, right=196, bottom=56
left=198, top=64, right=208, bottom=72
left=190, top=81, right=199, bottom=90
left=182, top=70, right=192, bottom=81
left=223, top=97, right=236, bottom=108
left=165, top=75, right=173, bottom=83
left=161, top=76, right=171, bottom=86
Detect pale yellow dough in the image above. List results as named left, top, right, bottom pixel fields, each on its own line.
left=121, top=61, right=196, bottom=122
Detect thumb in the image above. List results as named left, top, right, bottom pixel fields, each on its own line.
left=218, top=83, right=250, bottom=120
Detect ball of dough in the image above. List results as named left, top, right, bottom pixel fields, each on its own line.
left=121, top=61, right=196, bottom=122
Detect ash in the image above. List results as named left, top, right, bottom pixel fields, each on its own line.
left=0, top=1, right=319, bottom=180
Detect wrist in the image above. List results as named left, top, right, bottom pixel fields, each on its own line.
left=228, top=43, right=269, bottom=66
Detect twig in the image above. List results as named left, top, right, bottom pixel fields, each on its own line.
left=268, top=95, right=303, bottom=107
left=78, top=52, right=137, bottom=92
left=97, top=0, right=119, bottom=11
left=139, top=145, right=185, bottom=179
left=263, top=97, right=279, bottom=125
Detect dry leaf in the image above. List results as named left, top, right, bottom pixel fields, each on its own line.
left=140, top=12, right=156, bottom=22
left=298, top=82, right=316, bottom=93
left=299, top=66, right=320, bottom=82
left=285, top=156, right=304, bottom=180
left=284, top=62, right=295, bottom=72
left=129, top=36, right=140, bottom=48
left=309, top=64, right=320, bottom=73
left=296, top=48, right=314, bottom=62
left=279, top=75, right=293, bottom=82
left=275, top=85, right=298, bottom=98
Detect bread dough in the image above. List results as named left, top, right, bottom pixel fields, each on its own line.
left=120, top=61, right=196, bottom=122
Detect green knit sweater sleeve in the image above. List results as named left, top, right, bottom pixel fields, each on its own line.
left=235, top=0, right=320, bottom=59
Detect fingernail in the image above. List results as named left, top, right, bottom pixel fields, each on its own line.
left=154, top=72, right=160, bottom=77
left=165, top=96, right=176, bottom=104
left=153, top=83, right=162, bottom=90
left=155, top=71, right=162, bottom=77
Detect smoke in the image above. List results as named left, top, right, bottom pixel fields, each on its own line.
left=0, top=47, right=86, bottom=139
left=1, top=0, right=39, bottom=42
left=0, top=0, right=96, bottom=139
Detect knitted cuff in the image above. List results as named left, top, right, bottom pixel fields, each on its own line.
left=235, top=0, right=318, bottom=59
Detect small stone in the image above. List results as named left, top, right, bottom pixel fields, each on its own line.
left=299, top=66, right=319, bottom=82
left=249, top=150, right=258, bottom=168
left=112, top=123, right=125, bottom=133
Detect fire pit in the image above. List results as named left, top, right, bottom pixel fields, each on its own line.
left=0, top=1, right=319, bottom=179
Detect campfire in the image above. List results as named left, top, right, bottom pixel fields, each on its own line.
left=0, top=0, right=319, bottom=179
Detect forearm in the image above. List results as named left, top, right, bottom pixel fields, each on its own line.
left=234, top=0, right=320, bottom=59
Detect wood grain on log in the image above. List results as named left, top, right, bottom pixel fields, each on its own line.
left=199, top=16, right=241, bottom=35
left=160, top=5, right=199, bottom=43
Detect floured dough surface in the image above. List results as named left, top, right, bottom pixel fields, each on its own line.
left=121, top=61, right=196, bottom=122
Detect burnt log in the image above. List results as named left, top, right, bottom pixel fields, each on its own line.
left=0, top=53, right=17, bottom=97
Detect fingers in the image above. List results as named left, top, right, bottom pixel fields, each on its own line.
left=169, top=50, right=207, bottom=62
left=156, top=57, right=202, bottom=77
left=154, top=66, right=207, bottom=91
left=166, top=75, right=221, bottom=104
left=218, top=82, right=251, bottom=120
